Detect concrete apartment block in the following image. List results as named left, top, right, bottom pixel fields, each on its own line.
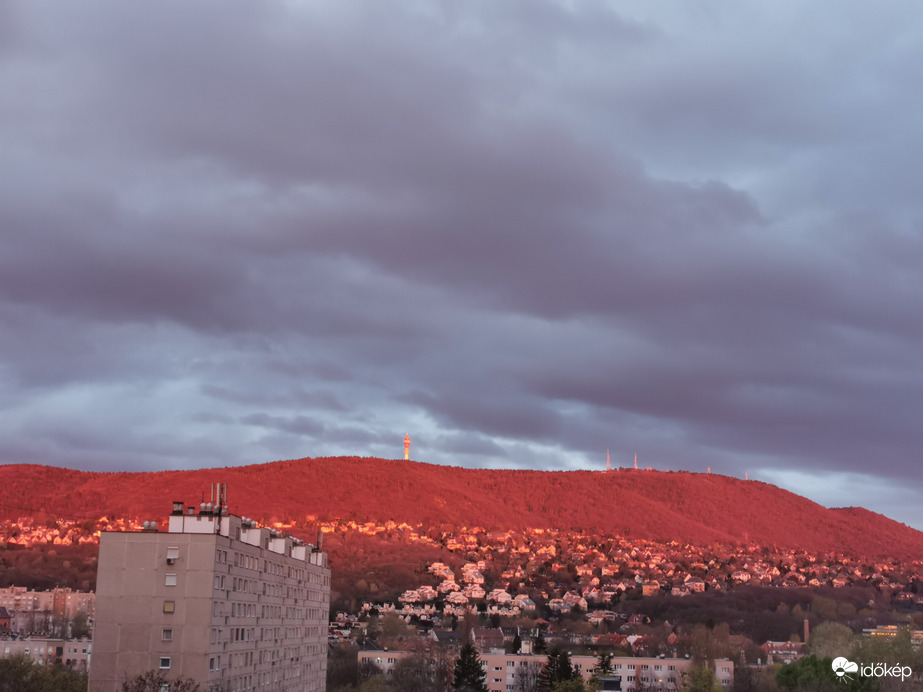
left=90, top=498, right=329, bottom=692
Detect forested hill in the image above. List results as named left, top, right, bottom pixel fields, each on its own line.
left=1, top=457, right=920, bottom=559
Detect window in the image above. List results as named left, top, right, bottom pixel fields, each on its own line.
left=165, top=574, right=177, bottom=586
left=162, top=629, right=173, bottom=641
left=166, top=547, right=179, bottom=564
left=163, top=601, right=175, bottom=613
left=159, top=657, right=171, bottom=669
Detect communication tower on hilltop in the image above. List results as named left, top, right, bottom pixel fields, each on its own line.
left=634, top=453, right=638, bottom=470
left=404, top=434, right=411, bottom=460
left=607, top=449, right=610, bottom=472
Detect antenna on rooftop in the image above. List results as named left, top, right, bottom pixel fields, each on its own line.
left=207, top=483, right=228, bottom=536
left=210, top=483, right=228, bottom=515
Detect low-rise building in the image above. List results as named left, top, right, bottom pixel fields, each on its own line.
left=358, top=649, right=734, bottom=690
left=0, top=636, right=91, bottom=669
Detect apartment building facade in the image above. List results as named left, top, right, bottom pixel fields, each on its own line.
left=0, top=636, right=91, bottom=669
left=480, top=652, right=734, bottom=691
left=90, top=496, right=329, bottom=692
left=0, top=586, right=95, bottom=623
left=358, top=649, right=735, bottom=690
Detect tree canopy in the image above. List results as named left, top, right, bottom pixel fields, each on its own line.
left=538, top=648, right=581, bottom=692
left=121, top=670, right=202, bottom=692
left=453, top=642, right=488, bottom=692
left=0, top=655, right=87, bottom=692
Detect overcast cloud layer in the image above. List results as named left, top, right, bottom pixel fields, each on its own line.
left=2, top=1, right=922, bottom=529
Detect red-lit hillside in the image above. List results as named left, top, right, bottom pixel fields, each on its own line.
left=0, top=457, right=920, bottom=559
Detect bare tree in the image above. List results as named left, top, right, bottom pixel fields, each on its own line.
left=391, top=649, right=454, bottom=692
left=513, top=661, right=543, bottom=692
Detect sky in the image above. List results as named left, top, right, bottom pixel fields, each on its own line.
left=2, top=1, right=922, bottom=530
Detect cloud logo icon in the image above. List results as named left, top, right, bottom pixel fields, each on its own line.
left=832, top=657, right=859, bottom=680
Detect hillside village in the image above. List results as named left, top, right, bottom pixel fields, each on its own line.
left=4, top=515, right=922, bottom=600
left=318, top=521, right=923, bottom=690
left=314, top=519, right=923, bottom=604
left=6, top=513, right=920, bottom=628
left=1, top=516, right=141, bottom=547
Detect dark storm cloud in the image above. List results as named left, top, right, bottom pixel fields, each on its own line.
left=2, top=1, right=922, bottom=528
left=428, top=432, right=509, bottom=460
left=240, top=413, right=326, bottom=438
left=401, top=389, right=560, bottom=441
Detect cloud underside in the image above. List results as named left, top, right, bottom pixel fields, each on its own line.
left=1, top=1, right=922, bottom=528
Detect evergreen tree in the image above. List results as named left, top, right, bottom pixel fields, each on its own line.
left=511, top=632, right=522, bottom=654
left=539, top=648, right=580, bottom=691
left=551, top=680, right=586, bottom=692
left=454, top=642, right=488, bottom=692
left=588, top=651, right=613, bottom=690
